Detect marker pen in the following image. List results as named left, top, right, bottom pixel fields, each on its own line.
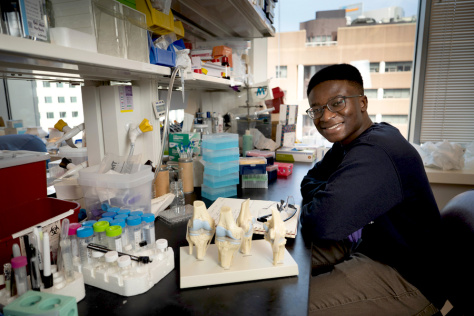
left=43, top=233, right=52, bottom=288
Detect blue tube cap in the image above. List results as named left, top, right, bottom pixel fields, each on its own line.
left=114, top=214, right=129, bottom=220
left=110, top=218, right=126, bottom=228
left=82, top=220, right=97, bottom=227
left=126, top=215, right=141, bottom=226
left=130, top=211, right=144, bottom=217
left=117, top=209, right=131, bottom=216
left=141, top=213, right=155, bottom=223
left=99, top=217, right=113, bottom=223
left=76, top=226, right=94, bottom=238
left=102, top=211, right=116, bottom=219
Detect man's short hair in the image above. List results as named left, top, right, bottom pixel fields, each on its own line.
left=306, top=64, right=364, bottom=97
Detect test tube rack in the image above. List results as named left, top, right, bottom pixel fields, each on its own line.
left=0, top=270, right=85, bottom=307
left=73, top=247, right=174, bottom=296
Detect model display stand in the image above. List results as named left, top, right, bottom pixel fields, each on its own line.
left=179, top=240, right=298, bottom=289
left=180, top=200, right=298, bottom=288
left=73, top=247, right=174, bottom=296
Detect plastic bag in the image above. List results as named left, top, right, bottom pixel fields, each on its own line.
left=150, top=0, right=171, bottom=14
left=250, top=128, right=278, bottom=151
left=98, top=153, right=142, bottom=174
left=420, top=140, right=465, bottom=170
left=154, top=33, right=177, bottom=50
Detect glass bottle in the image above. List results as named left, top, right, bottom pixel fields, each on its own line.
left=176, top=179, right=186, bottom=213
left=117, top=255, right=132, bottom=280
left=155, top=239, right=168, bottom=261
left=104, top=251, right=119, bottom=276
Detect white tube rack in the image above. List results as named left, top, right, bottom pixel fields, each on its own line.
left=74, top=247, right=174, bottom=297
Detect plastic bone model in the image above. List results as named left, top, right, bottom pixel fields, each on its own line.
left=236, top=199, right=255, bottom=255
left=186, top=201, right=215, bottom=260
left=263, top=208, right=287, bottom=265
left=216, top=206, right=243, bottom=269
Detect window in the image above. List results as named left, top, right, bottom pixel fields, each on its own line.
left=385, top=61, right=412, bottom=72
left=56, top=83, right=63, bottom=88
left=370, top=63, right=380, bottom=73
left=44, top=96, right=52, bottom=103
left=43, top=82, right=50, bottom=88
left=410, top=0, right=474, bottom=144
left=58, top=96, right=65, bottom=103
left=69, top=84, right=76, bottom=88
left=72, top=111, right=79, bottom=117
left=276, top=66, right=287, bottom=78
left=303, top=65, right=331, bottom=96
left=70, top=96, right=77, bottom=103
left=46, top=112, right=54, bottom=119
left=383, top=89, right=410, bottom=98
left=60, top=112, right=66, bottom=118
left=365, top=89, right=378, bottom=99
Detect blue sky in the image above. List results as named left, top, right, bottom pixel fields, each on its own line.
left=274, top=0, right=419, bottom=32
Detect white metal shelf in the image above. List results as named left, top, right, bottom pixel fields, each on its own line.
left=0, top=35, right=241, bottom=91
left=171, top=0, right=275, bottom=41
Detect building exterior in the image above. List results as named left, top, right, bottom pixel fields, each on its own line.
left=35, top=81, right=84, bottom=135
left=268, top=11, right=416, bottom=141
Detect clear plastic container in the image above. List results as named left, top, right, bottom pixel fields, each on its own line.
left=78, top=164, right=153, bottom=220
left=202, top=147, right=239, bottom=163
left=246, top=150, right=275, bottom=165
left=239, top=157, right=267, bottom=175
left=93, top=0, right=126, bottom=58
left=203, top=172, right=239, bottom=188
left=11, top=256, right=28, bottom=296
left=58, top=146, right=88, bottom=165
left=201, top=133, right=238, bottom=150
left=110, top=218, right=128, bottom=250
left=202, top=160, right=239, bottom=177
left=105, top=251, right=119, bottom=275
left=117, top=255, right=132, bottom=279
left=122, top=4, right=148, bottom=63
left=201, top=184, right=237, bottom=201
left=155, top=239, right=168, bottom=260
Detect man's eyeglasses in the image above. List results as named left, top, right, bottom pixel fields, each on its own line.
left=306, top=95, right=364, bottom=119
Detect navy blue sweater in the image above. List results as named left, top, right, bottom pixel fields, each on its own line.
left=300, top=123, right=446, bottom=308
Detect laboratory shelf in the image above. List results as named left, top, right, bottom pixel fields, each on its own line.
left=0, top=34, right=242, bottom=91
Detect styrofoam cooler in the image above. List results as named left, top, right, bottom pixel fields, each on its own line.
left=78, top=164, right=153, bottom=220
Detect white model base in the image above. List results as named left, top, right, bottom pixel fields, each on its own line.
left=180, top=240, right=298, bottom=288
left=75, top=248, right=174, bottom=296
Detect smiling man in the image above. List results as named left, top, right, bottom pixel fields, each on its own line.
left=300, top=64, right=446, bottom=315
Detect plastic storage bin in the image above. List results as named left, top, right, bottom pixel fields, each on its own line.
left=78, top=165, right=154, bottom=220
left=123, top=4, right=149, bottom=63
left=201, top=184, right=237, bottom=201
left=93, top=0, right=126, bottom=58
left=51, top=0, right=96, bottom=35
left=202, top=133, right=238, bottom=150
left=246, top=150, right=275, bottom=165
left=242, top=173, right=268, bottom=189
left=239, top=157, right=267, bottom=175
left=136, top=0, right=175, bottom=35
left=274, top=162, right=293, bottom=177
left=201, top=160, right=239, bottom=177
left=203, top=172, right=239, bottom=188
left=202, top=147, right=239, bottom=163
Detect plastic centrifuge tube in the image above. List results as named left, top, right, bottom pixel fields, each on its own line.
left=11, top=256, right=28, bottom=296
left=68, top=223, right=82, bottom=258
left=155, top=239, right=168, bottom=261
left=141, top=213, right=156, bottom=249
left=3, top=263, right=11, bottom=297
left=91, top=251, right=105, bottom=270
left=126, top=216, right=142, bottom=251
left=60, top=219, right=75, bottom=282
left=106, top=226, right=123, bottom=252
left=117, top=255, right=132, bottom=280
left=76, top=226, right=94, bottom=267
left=104, top=251, right=119, bottom=275
left=92, top=221, right=110, bottom=246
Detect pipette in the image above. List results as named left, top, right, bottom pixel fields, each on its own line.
left=59, top=218, right=75, bottom=282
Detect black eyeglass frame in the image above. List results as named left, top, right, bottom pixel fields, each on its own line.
left=306, top=95, right=364, bottom=119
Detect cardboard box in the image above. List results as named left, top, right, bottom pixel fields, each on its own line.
left=276, top=147, right=317, bottom=162
left=212, top=45, right=233, bottom=68
left=168, top=132, right=201, bottom=161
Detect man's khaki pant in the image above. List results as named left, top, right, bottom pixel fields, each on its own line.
left=308, top=241, right=439, bottom=316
